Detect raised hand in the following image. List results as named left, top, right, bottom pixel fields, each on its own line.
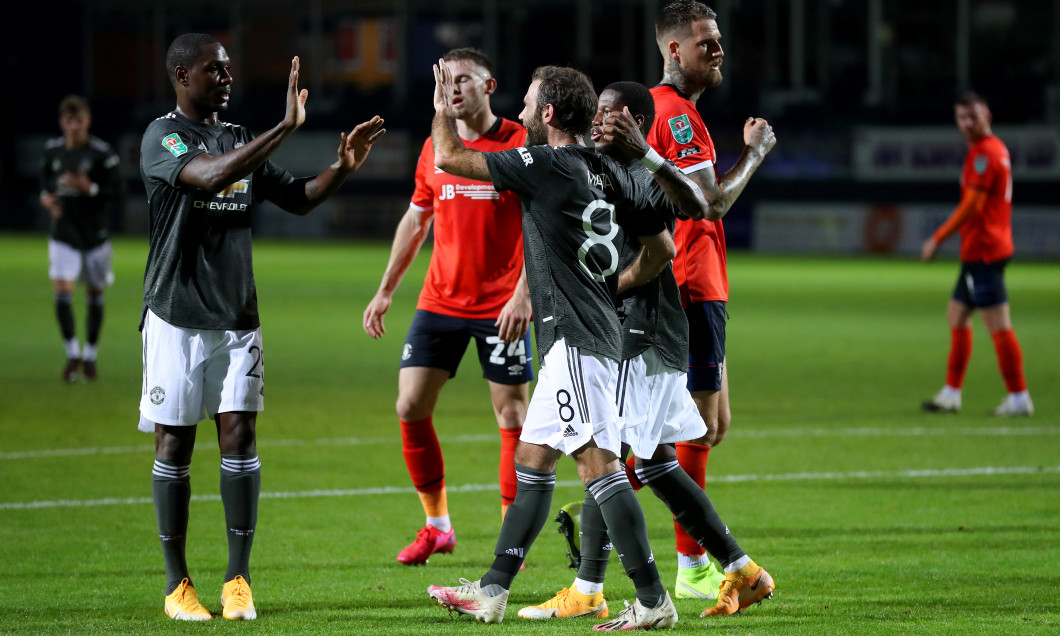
left=338, top=116, right=387, bottom=171
left=433, top=58, right=455, bottom=116
left=601, top=106, right=651, bottom=160
left=743, top=117, right=776, bottom=156
left=285, top=56, right=309, bottom=129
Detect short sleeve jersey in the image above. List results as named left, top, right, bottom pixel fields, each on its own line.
left=410, top=118, right=527, bottom=318
left=485, top=144, right=650, bottom=361
left=139, top=111, right=295, bottom=331
left=617, top=162, right=688, bottom=371
left=40, top=135, right=122, bottom=250
left=647, top=84, right=728, bottom=304
left=959, top=135, right=1014, bottom=263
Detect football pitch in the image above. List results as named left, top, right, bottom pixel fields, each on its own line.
left=1, top=233, right=1057, bottom=635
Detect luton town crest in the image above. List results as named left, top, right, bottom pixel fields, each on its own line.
left=668, top=114, right=693, bottom=144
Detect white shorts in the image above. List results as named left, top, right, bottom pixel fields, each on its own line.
left=618, top=346, right=706, bottom=460
left=521, top=338, right=622, bottom=456
left=48, top=239, right=114, bottom=290
left=138, top=309, right=265, bottom=432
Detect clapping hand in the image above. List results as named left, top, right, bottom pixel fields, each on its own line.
left=338, top=116, right=387, bottom=172
left=433, top=58, right=455, bottom=117
left=285, top=56, right=309, bottom=130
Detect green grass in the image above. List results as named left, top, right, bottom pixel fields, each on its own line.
left=1, top=234, right=1057, bottom=635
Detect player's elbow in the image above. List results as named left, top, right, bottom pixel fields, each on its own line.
left=180, top=155, right=244, bottom=193
left=657, top=241, right=677, bottom=263
left=681, top=201, right=717, bottom=221
left=701, top=201, right=727, bottom=221
left=183, top=167, right=231, bottom=194
left=643, top=239, right=676, bottom=273
left=434, top=151, right=459, bottom=173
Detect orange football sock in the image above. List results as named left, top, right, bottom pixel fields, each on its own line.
left=674, top=442, right=710, bottom=556
left=499, top=427, right=521, bottom=511
left=946, top=326, right=973, bottom=389
left=417, top=488, right=448, bottom=519
left=400, top=417, right=447, bottom=517
left=992, top=328, right=1027, bottom=392
left=623, top=454, right=645, bottom=491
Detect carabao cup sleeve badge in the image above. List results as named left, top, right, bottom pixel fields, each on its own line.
left=162, top=133, right=189, bottom=157
left=668, top=115, right=693, bottom=144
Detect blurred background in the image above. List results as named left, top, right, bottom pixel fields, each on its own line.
left=4, top=0, right=1059, bottom=257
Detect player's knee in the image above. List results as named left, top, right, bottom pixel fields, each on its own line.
left=576, top=461, right=606, bottom=486
left=395, top=397, right=431, bottom=422
left=494, top=401, right=526, bottom=430
left=713, top=410, right=731, bottom=446
left=155, top=429, right=194, bottom=464
left=217, top=414, right=256, bottom=454
left=694, top=416, right=719, bottom=447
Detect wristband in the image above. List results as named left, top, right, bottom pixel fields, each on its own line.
left=88, top=182, right=100, bottom=197
left=639, top=147, right=666, bottom=173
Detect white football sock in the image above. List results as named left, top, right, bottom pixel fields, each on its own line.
left=427, top=515, right=451, bottom=532
left=64, top=338, right=81, bottom=360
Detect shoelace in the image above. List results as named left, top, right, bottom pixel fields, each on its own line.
left=172, top=580, right=204, bottom=610
left=550, top=588, right=574, bottom=606
left=227, top=578, right=252, bottom=604
left=616, top=599, right=640, bottom=622
left=455, top=577, right=477, bottom=594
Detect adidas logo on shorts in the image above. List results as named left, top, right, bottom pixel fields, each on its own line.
left=562, top=424, right=578, bottom=438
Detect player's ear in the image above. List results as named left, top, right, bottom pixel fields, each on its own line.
left=484, top=77, right=497, bottom=95
left=668, top=40, right=681, bottom=64
left=541, top=103, right=555, bottom=124
left=175, top=65, right=189, bottom=87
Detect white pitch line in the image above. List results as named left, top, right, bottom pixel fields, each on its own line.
left=2, top=426, right=1056, bottom=461
left=2, top=465, right=1057, bottom=511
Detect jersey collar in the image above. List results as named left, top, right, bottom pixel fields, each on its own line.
left=657, top=83, right=693, bottom=101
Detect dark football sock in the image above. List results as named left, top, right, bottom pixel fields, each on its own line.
left=86, top=294, right=104, bottom=346
left=638, top=457, right=746, bottom=567
left=152, top=459, right=191, bottom=594
left=55, top=292, right=76, bottom=342
left=481, top=464, right=555, bottom=592
left=588, top=471, right=665, bottom=609
left=220, top=454, right=261, bottom=583
left=575, top=487, right=611, bottom=583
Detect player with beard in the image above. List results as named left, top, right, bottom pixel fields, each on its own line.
left=647, top=0, right=777, bottom=600
left=363, top=47, right=533, bottom=566
left=138, top=33, right=385, bottom=621
left=518, top=81, right=774, bottom=622
left=920, top=92, right=1033, bottom=416
left=424, top=62, right=713, bottom=631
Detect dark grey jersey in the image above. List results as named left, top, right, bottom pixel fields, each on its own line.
left=40, top=135, right=122, bottom=250
left=616, top=162, right=688, bottom=371
left=139, top=111, right=294, bottom=330
left=485, top=144, right=652, bottom=361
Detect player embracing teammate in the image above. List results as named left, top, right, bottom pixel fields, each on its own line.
left=646, top=0, right=779, bottom=600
